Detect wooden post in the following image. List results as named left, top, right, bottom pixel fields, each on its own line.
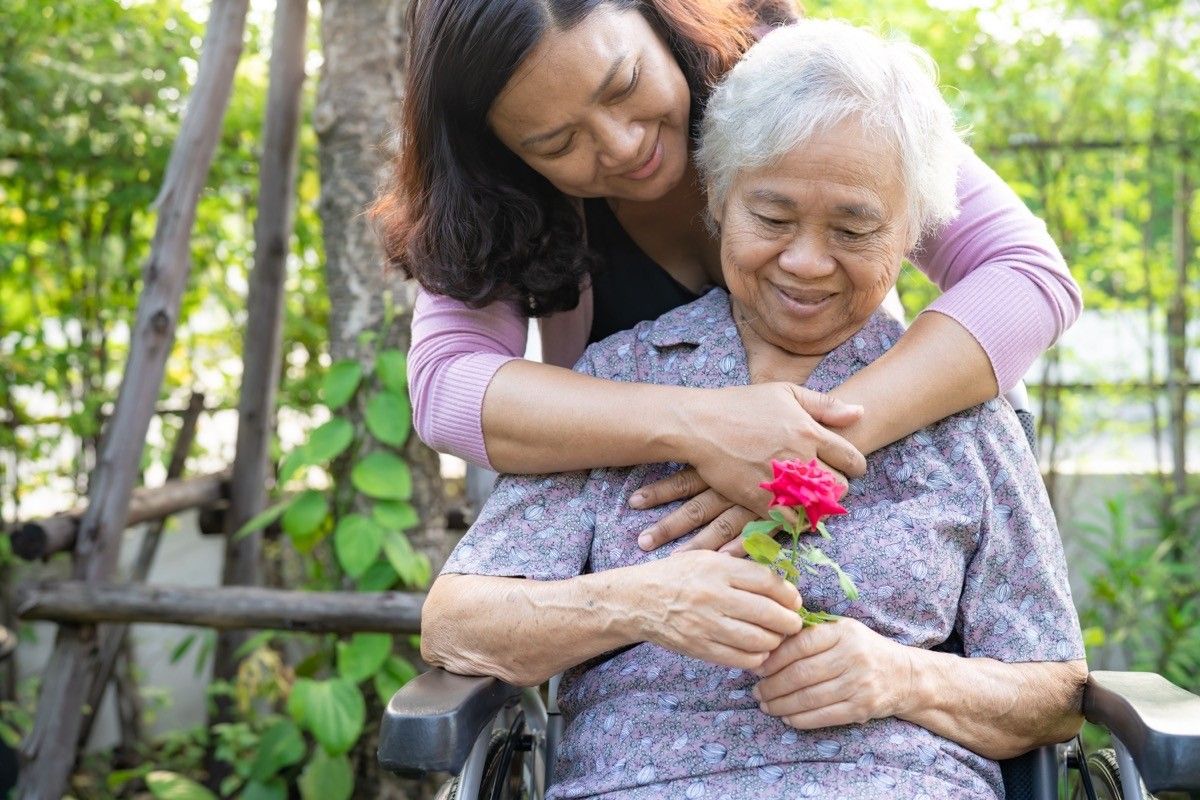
left=7, top=470, right=228, bottom=561
left=1167, top=152, right=1192, bottom=500
left=17, top=583, right=424, bottom=634
left=76, top=392, right=206, bottom=749
left=213, top=0, right=309, bottom=695
left=16, top=1, right=250, bottom=795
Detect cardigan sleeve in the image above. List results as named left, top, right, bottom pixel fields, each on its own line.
left=408, top=289, right=528, bottom=468
left=910, top=145, right=1082, bottom=392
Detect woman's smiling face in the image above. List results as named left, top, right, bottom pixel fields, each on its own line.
left=487, top=5, right=692, bottom=201
left=717, top=120, right=911, bottom=356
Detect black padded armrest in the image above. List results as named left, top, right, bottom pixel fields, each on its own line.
left=378, top=669, right=523, bottom=776
left=1084, top=670, right=1200, bottom=793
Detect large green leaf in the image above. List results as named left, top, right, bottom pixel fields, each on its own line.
left=382, top=531, right=432, bottom=589
left=298, top=750, right=353, bottom=800
left=333, top=514, right=384, bottom=578
left=373, top=654, right=418, bottom=707
left=240, top=779, right=286, bottom=800
left=145, top=772, right=217, bottom=800
left=287, top=678, right=365, bottom=755
left=364, top=390, right=411, bottom=447
left=248, top=718, right=305, bottom=782
left=356, top=560, right=399, bottom=591
left=323, top=361, right=363, bottom=410
left=350, top=451, right=411, bottom=500
left=282, top=490, right=329, bottom=546
left=373, top=500, right=420, bottom=532
left=336, top=632, right=392, bottom=683
left=375, top=350, right=408, bottom=395
left=306, top=417, right=354, bottom=465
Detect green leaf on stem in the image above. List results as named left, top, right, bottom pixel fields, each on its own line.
left=298, top=749, right=353, bottom=800
left=742, top=531, right=782, bottom=563
left=248, top=718, right=305, bottom=782
left=323, top=361, right=362, bottom=410
left=306, top=417, right=355, bottom=465
left=336, top=632, right=392, bottom=683
left=741, top=520, right=780, bottom=538
left=282, top=491, right=329, bottom=545
left=333, top=514, right=384, bottom=578
left=373, top=500, right=420, bottom=532
left=287, top=678, right=365, bottom=756
left=351, top=452, right=412, bottom=500
left=145, top=772, right=217, bottom=800
left=768, top=509, right=789, bottom=526
left=364, top=391, right=411, bottom=448
left=376, top=350, right=408, bottom=396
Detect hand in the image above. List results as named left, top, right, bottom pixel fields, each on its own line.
left=630, top=551, right=805, bottom=670
left=630, top=466, right=843, bottom=555
left=753, top=618, right=915, bottom=728
left=631, top=471, right=755, bottom=554
left=676, top=383, right=866, bottom=513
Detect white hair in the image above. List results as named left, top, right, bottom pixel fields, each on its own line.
left=697, top=19, right=964, bottom=245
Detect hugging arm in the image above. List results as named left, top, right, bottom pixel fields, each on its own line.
left=827, top=146, right=1080, bottom=456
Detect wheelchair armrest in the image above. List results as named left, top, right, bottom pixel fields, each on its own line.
left=1083, top=670, right=1200, bottom=793
left=378, top=668, right=523, bottom=777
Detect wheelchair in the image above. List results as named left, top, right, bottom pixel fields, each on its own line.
left=380, top=404, right=1200, bottom=800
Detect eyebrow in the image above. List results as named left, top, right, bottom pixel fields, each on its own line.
left=518, top=53, right=627, bottom=149
left=746, top=190, right=884, bottom=222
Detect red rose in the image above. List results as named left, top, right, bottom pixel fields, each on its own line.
left=759, top=458, right=848, bottom=530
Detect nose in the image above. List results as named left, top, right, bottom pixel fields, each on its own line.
left=594, top=115, right=643, bottom=171
left=778, top=228, right=836, bottom=278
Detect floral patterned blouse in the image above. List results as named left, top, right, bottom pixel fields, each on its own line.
left=441, top=288, right=1085, bottom=800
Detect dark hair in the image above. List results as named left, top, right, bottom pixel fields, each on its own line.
left=372, top=0, right=799, bottom=316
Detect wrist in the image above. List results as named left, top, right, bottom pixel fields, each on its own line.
left=656, top=386, right=712, bottom=466
left=891, top=642, right=930, bottom=720
left=578, top=567, right=654, bottom=646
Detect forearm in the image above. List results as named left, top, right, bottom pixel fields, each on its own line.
left=420, top=572, right=642, bottom=687
left=899, top=650, right=1087, bottom=760
left=482, top=360, right=700, bottom=473
left=830, top=311, right=997, bottom=455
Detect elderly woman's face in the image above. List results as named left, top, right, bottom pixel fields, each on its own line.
left=717, top=121, right=910, bottom=356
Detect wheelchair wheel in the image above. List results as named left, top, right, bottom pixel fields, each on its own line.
left=1070, top=748, right=1155, bottom=800
left=436, top=728, right=530, bottom=800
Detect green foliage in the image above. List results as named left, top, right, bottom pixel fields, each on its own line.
left=297, top=750, right=354, bottom=800
left=1077, top=492, right=1200, bottom=692
left=145, top=771, right=217, bottom=800
left=287, top=678, right=365, bottom=756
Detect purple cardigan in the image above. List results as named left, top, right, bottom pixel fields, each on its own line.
left=408, top=147, right=1081, bottom=468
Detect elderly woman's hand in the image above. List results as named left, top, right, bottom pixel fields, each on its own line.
left=631, top=383, right=862, bottom=553
left=752, top=617, right=915, bottom=729
left=630, top=551, right=806, bottom=670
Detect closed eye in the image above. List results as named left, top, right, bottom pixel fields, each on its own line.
left=754, top=213, right=789, bottom=227
left=542, top=133, right=576, bottom=158
left=615, top=64, right=640, bottom=100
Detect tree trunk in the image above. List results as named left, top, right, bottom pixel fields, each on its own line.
left=316, top=3, right=448, bottom=796
left=315, top=0, right=449, bottom=585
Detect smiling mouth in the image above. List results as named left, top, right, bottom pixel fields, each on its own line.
left=621, top=134, right=663, bottom=180
left=776, top=287, right=835, bottom=306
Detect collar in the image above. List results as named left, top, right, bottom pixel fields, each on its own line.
left=646, top=288, right=905, bottom=391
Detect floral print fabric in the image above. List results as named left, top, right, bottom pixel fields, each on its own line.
left=441, top=288, right=1085, bottom=800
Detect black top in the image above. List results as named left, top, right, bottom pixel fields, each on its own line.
left=585, top=198, right=701, bottom=345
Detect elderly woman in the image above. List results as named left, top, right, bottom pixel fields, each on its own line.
left=422, top=20, right=1087, bottom=800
